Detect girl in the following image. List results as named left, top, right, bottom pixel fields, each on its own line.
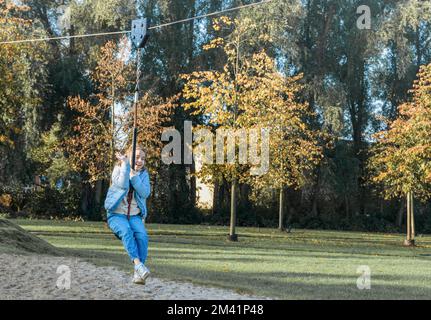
left=104, top=143, right=151, bottom=285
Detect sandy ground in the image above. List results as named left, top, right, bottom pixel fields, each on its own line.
left=0, top=253, right=272, bottom=300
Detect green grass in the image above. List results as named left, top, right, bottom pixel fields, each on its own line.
left=8, top=218, right=431, bottom=299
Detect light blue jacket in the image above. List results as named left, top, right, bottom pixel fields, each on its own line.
left=104, top=161, right=151, bottom=219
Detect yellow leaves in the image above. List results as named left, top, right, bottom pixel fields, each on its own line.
left=62, top=41, right=140, bottom=182
left=212, top=16, right=233, bottom=31
left=368, top=62, right=431, bottom=201
left=219, top=16, right=233, bottom=26
left=0, top=134, right=14, bottom=148
left=0, top=193, right=12, bottom=207
left=92, top=39, right=132, bottom=96
left=258, top=33, right=272, bottom=43
left=135, top=93, right=175, bottom=155
left=0, top=0, right=33, bottom=35
left=11, top=126, right=21, bottom=134
left=203, top=38, right=225, bottom=51
left=213, top=24, right=221, bottom=32
left=181, top=20, right=321, bottom=187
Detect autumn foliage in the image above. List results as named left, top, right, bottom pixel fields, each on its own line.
left=369, top=63, right=431, bottom=201
left=64, top=39, right=173, bottom=183
left=0, top=0, right=47, bottom=150
left=182, top=16, right=322, bottom=190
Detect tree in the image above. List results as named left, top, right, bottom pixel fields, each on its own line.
left=64, top=39, right=174, bottom=218
left=368, top=63, right=431, bottom=246
left=240, top=66, right=323, bottom=231
left=129, top=92, right=176, bottom=176
left=138, top=0, right=201, bottom=222
left=65, top=39, right=132, bottom=185
left=182, top=16, right=296, bottom=238
left=30, top=122, right=76, bottom=188
left=0, top=0, right=49, bottom=185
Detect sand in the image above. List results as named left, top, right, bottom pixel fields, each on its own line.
left=0, top=253, right=272, bottom=300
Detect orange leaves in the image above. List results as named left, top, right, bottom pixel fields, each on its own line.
left=203, top=38, right=225, bottom=51
left=0, top=134, right=13, bottom=148
left=92, top=37, right=132, bottom=99
left=132, top=93, right=174, bottom=173
left=0, top=0, right=31, bottom=24
left=0, top=0, right=49, bottom=163
left=63, top=41, right=131, bottom=184
left=212, top=16, right=233, bottom=32
left=368, top=62, right=431, bottom=201
left=63, top=39, right=175, bottom=183
left=181, top=17, right=321, bottom=187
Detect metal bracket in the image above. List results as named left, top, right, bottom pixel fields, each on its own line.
left=131, top=18, right=150, bottom=48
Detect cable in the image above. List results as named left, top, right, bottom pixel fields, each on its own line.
left=0, top=0, right=273, bottom=45
left=149, top=0, right=273, bottom=30
left=0, top=30, right=129, bottom=45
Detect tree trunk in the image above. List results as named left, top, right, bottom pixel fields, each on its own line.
left=69, top=24, right=75, bottom=56
left=404, top=191, right=415, bottom=246
left=80, top=183, right=90, bottom=217
left=310, top=165, right=321, bottom=217
left=228, top=179, right=238, bottom=241
left=278, top=187, right=285, bottom=231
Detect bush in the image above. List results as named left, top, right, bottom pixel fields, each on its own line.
left=0, top=182, right=80, bottom=219
left=0, top=183, right=30, bottom=213
left=413, top=210, right=431, bottom=234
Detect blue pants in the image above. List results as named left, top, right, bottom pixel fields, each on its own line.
left=107, top=214, right=149, bottom=264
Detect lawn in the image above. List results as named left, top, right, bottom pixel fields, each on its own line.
left=10, top=219, right=431, bottom=299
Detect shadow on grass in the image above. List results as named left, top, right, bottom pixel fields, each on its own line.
left=148, top=264, right=431, bottom=300
left=52, top=241, right=431, bottom=300
left=34, top=230, right=431, bottom=262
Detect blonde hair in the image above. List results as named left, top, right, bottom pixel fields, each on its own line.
left=126, top=143, right=145, bottom=159
left=116, top=143, right=146, bottom=168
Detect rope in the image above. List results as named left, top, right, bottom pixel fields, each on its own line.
left=0, top=0, right=273, bottom=45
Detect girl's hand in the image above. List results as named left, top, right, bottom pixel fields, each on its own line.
left=130, top=169, right=139, bottom=178
left=116, top=152, right=128, bottom=164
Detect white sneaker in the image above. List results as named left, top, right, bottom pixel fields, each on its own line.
left=134, top=263, right=150, bottom=283
left=133, top=271, right=146, bottom=285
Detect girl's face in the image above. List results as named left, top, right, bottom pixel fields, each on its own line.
left=130, top=149, right=145, bottom=171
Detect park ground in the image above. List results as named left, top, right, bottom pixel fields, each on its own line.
left=2, top=218, right=431, bottom=299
